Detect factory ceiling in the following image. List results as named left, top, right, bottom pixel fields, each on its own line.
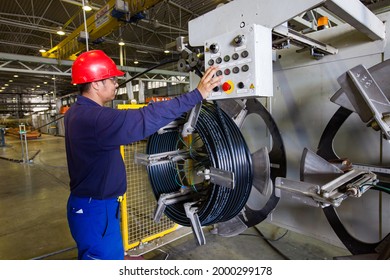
left=0, top=0, right=389, bottom=100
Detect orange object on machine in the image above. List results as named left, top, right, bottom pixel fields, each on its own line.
left=317, top=16, right=329, bottom=30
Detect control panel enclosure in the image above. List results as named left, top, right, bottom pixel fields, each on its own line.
left=204, top=24, right=273, bottom=100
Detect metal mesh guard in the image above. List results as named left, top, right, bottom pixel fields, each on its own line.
left=122, top=140, right=177, bottom=248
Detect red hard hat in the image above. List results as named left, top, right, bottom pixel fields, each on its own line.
left=71, top=50, right=125, bottom=84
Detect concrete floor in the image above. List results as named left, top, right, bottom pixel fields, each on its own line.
left=0, top=133, right=350, bottom=260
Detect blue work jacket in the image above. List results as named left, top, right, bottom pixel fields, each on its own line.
left=64, top=89, right=203, bottom=199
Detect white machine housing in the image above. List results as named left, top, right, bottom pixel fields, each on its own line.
left=205, top=24, right=273, bottom=100
left=188, top=0, right=389, bottom=250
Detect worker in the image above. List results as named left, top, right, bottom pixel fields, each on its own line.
left=64, top=49, right=222, bottom=260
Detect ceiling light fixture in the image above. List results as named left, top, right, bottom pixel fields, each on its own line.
left=57, top=27, right=65, bottom=36
left=82, top=0, right=92, bottom=12
left=118, top=39, right=125, bottom=46
left=134, top=60, right=139, bottom=65
left=39, top=47, right=46, bottom=53
left=164, top=50, right=170, bottom=54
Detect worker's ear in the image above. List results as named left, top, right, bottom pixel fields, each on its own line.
left=90, top=81, right=100, bottom=91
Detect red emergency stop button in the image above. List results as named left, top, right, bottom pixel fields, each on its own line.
left=221, top=80, right=234, bottom=94
left=222, top=82, right=231, bottom=92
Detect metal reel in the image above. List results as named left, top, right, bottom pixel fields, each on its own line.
left=317, top=60, right=390, bottom=255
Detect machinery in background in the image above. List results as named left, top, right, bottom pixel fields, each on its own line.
left=275, top=60, right=390, bottom=258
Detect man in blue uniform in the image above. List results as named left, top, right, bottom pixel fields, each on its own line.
left=65, top=50, right=221, bottom=260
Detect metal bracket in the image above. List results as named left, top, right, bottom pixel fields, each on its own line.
left=197, top=166, right=235, bottom=189
left=346, top=65, right=390, bottom=139
left=157, top=120, right=181, bottom=134
left=182, top=103, right=202, bottom=137
left=184, top=202, right=206, bottom=245
left=134, top=149, right=189, bottom=166
left=336, top=64, right=390, bottom=139
left=272, top=24, right=338, bottom=56
left=153, top=189, right=192, bottom=222
left=275, top=168, right=377, bottom=207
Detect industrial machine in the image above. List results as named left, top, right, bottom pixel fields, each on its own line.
left=117, top=0, right=390, bottom=259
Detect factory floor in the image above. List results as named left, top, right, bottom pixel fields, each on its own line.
left=0, top=133, right=351, bottom=260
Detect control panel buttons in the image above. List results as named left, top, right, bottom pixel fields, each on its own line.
left=233, top=35, right=246, bottom=46
left=232, top=53, right=239, bottom=60
left=204, top=24, right=273, bottom=100
left=222, top=82, right=231, bottom=92
left=242, top=64, right=249, bottom=72
left=221, top=80, right=234, bottom=94
left=241, top=50, right=249, bottom=58
left=209, top=43, right=219, bottom=54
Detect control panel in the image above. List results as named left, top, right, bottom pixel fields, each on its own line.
left=204, top=24, right=273, bottom=100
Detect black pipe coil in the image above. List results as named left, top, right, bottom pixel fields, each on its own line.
left=146, top=102, right=253, bottom=227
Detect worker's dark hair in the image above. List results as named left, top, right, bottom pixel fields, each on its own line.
left=77, top=82, right=92, bottom=95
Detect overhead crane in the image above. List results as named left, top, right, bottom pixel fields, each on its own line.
left=42, top=0, right=163, bottom=60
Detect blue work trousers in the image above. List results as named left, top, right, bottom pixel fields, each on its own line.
left=67, top=194, right=124, bottom=260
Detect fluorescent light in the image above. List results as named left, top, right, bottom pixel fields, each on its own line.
left=118, top=39, right=125, bottom=46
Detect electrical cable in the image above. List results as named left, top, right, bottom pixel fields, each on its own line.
left=34, top=115, right=64, bottom=131
left=116, top=56, right=180, bottom=91
left=252, top=226, right=290, bottom=260
left=0, top=149, right=40, bottom=163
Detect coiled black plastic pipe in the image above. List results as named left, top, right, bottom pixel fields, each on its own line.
left=146, top=102, right=253, bottom=226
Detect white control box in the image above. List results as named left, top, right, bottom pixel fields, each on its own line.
left=204, top=24, right=273, bottom=100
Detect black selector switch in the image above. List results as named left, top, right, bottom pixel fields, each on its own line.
left=209, top=43, right=219, bottom=54
left=237, top=82, right=245, bottom=89
left=233, top=35, right=245, bottom=46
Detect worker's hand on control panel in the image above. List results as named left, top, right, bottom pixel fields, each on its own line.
left=197, top=66, right=223, bottom=99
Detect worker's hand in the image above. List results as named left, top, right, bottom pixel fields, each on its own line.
left=197, top=66, right=223, bottom=99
